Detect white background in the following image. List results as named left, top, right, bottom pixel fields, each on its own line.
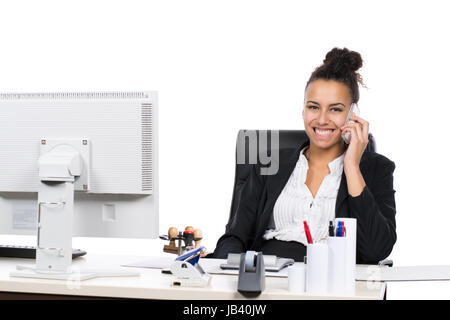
left=0, top=0, right=449, bottom=299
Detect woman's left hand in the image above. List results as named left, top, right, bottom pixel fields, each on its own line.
left=340, top=114, right=369, bottom=170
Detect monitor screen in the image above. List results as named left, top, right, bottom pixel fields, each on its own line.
left=0, top=91, right=159, bottom=239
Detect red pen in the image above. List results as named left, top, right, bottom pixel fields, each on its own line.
left=303, top=220, right=313, bottom=244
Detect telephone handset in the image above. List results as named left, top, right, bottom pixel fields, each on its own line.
left=341, top=103, right=360, bottom=144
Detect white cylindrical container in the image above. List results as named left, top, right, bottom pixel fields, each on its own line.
left=288, top=263, right=306, bottom=293
left=305, top=243, right=328, bottom=295
left=327, top=236, right=347, bottom=295
left=335, top=218, right=357, bottom=295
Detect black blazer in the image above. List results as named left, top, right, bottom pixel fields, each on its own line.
left=213, top=140, right=397, bottom=264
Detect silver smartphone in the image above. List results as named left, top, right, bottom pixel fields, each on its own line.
left=341, top=103, right=359, bottom=144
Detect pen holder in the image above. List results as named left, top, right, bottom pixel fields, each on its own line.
left=327, top=236, right=347, bottom=295
left=305, top=243, right=328, bottom=295
left=335, top=218, right=356, bottom=295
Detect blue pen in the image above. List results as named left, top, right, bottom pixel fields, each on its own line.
left=336, top=221, right=342, bottom=237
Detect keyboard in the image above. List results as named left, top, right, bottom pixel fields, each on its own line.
left=0, top=245, right=87, bottom=259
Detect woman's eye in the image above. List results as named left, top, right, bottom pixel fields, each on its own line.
left=331, top=107, right=343, bottom=112
left=307, top=105, right=319, bottom=110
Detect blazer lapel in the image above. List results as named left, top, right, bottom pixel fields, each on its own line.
left=266, top=141, right=309, bottom=204
left=335, top=173, right=349, bottom=218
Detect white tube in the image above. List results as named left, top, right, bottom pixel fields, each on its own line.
left=288, top=263, right=306, bottom=293
left=306, top=243, right=328, bottom=295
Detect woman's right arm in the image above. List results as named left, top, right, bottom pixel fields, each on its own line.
left=212, top=163, right=265, bottom=258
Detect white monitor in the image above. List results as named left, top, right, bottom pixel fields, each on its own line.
left=0, top=91, right=159, bottom=239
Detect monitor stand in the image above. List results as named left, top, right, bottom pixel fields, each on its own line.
left=9, top=139, right=140, bottom=281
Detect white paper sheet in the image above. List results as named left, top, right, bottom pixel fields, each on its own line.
left=122, top=256, right=175, bottom=269
left=122, top=257, right=290, bottom=277
left=356, top=265, right=450, bottom=282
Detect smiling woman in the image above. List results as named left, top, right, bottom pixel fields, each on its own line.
left=213, top=47, right=397, bottom=264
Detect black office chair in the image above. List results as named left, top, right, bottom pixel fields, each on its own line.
left=223, top=129, right=392, bottom=266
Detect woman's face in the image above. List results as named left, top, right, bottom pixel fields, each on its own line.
left=303, top=79, right=353, bottom=150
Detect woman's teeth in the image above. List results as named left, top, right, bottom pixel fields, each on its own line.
left=315, top=128, right=334, bottom=136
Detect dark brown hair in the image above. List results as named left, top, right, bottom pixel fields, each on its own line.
left=306, top=47, right=365, bottom=104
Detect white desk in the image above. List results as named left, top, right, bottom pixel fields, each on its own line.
left=0, top=254, right=386, bottom=300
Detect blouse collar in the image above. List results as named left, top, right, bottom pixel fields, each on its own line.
left=299, top=147, right=345, bottom=176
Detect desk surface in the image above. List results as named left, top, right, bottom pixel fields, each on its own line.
left=0, top=254, right=386, bottom=300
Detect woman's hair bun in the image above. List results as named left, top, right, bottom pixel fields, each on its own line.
left=306, top=47, right=365, bottom=103
left=323, top=47, right=363, bottom=73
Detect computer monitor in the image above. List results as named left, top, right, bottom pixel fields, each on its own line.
left=0, top=91, right=159, bottom=240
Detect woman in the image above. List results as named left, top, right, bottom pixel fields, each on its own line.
left=213, top=47, right=396, bottom=264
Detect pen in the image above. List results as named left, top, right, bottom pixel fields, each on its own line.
left=336, top=221, right=342, bottom=237
left=329, top=221, right=335, bottom=237
left=303, top=220, right=313, bottom=244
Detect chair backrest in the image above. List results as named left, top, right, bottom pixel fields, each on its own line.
left=227, top=129, right=376, bottom=225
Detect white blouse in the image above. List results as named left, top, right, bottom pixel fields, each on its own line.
left=263, top=148, right=345, bottom=245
